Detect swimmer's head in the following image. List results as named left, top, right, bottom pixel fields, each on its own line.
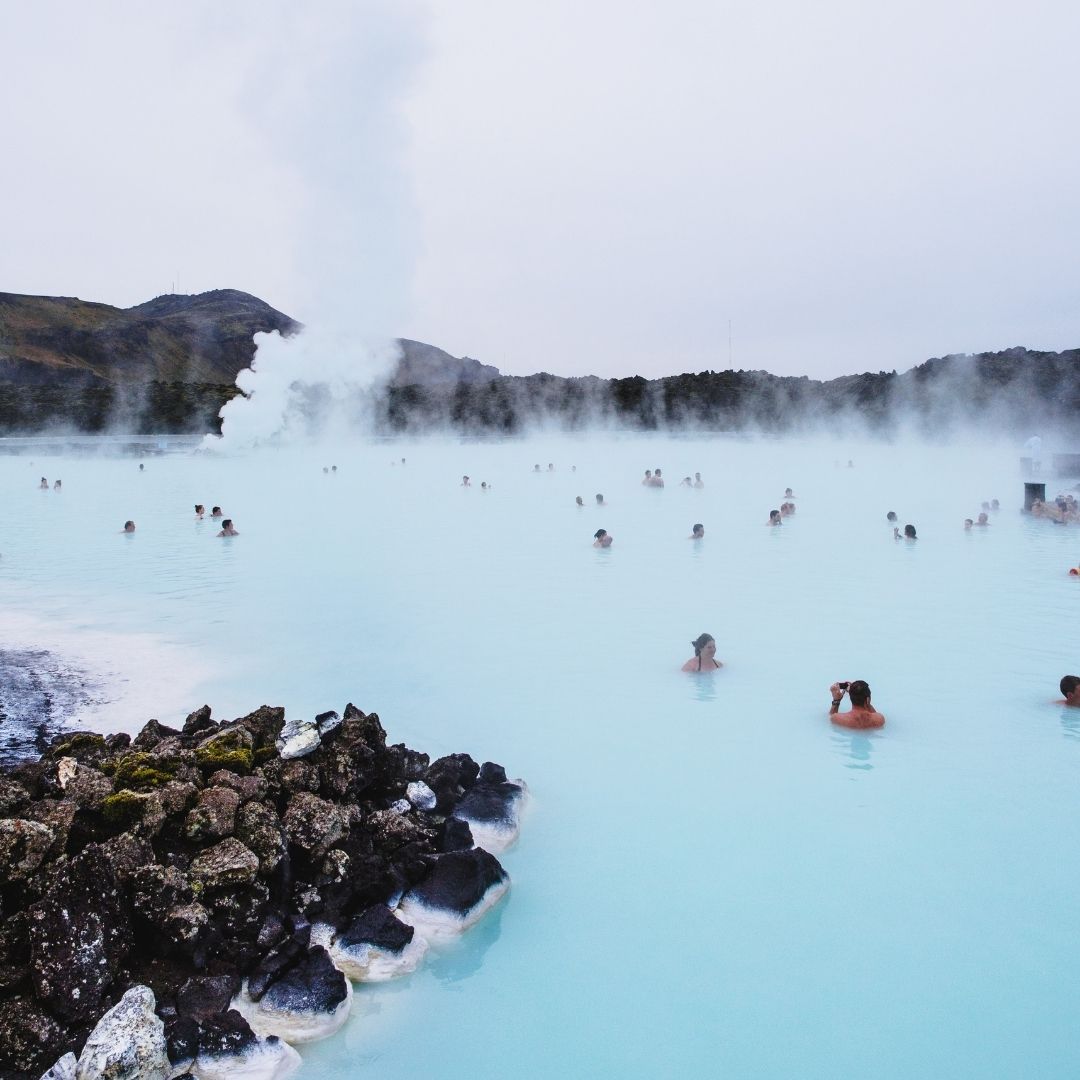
left=784, top=488, right=793, bottom=497
left=691, top=523, right=704, bottom=537
left=1061, top=675, right=1080, bottom=698
left=195, top=504, right=204, bottom=513
left=769, top=510, right=781, bottom=522
left=849, top=680, right=871, bottom=706
left=991, top=499, right=999, bottom=510
left=691, top=633, right=715, bottom=656
left=595, top=494, right=604, bottom=504
left=123, top=520, right=135, bottom=532
left=977, top=512, right=988, bottom=524
left=964, top=518, right=973, bottom=529
left=212, top=506, right=222, bottom=516
left=904, top=524, right=917, bottom=538
left=575, top=496, right=584, bottom=506
left=594, top=529, right=607, bottom=540
left=886, top=511, right=898, bottom=522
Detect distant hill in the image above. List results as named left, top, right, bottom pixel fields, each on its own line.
left=0, top=288, right=1076, bottom=435
left=0, top=289, right=300, bottom=386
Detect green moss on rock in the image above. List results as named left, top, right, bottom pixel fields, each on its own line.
left=101, top=789, right=149, bottom=825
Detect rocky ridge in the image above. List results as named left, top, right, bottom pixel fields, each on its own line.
left=0, top=703, right=526, bottom=1078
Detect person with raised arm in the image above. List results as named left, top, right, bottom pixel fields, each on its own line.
left=828, top=680, right=885, bottom=728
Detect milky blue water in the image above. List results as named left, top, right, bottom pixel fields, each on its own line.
left=3, top=434, right=1080, bottom=1079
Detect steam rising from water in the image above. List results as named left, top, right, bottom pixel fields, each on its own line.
left=211, top=0, right=423, bottom=449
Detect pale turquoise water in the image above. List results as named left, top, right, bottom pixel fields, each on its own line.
left=3, top=435, right=1080, bottom=1078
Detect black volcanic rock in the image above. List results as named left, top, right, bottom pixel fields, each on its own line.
left=0, top=705, right=519, bottom=1069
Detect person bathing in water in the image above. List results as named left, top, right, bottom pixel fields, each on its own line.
left=682, top=633, right=722, bottom=672
left=217, top=519, right=239, bottom=537
left=767, top=510, right=782, bottom=526
left=689, top=523, right=704, bottom=539
left=829, top=680, right=885, bottom=728
left=593, top=529, right=613, bottom=548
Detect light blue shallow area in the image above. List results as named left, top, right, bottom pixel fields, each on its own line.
left=2, top=434, right=1079, bottom=1079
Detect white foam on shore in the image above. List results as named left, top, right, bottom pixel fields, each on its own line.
left=232, top=980, right=353, bottom=1046
left=186, top=1037, right=301, bottom=1080
left=0, top=601, right=213, bottom=736
left=329, top=931, right=430, bottom=982
left=396, top=877, right=510, bottom=943
left=455, top=784, right=530, bottom=855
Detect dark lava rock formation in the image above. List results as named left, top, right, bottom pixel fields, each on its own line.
left=0, top=702, right=517, bottom=1077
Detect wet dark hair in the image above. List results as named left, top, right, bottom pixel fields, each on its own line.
left=848, top=679, right=871, bottom=706
left=195, top=504, right=204, bottom=513
left=123, top=520, right=134, bottom=530
left=692, top=523, right=704, bottom=534
left=594, top=529, right=607, bottom=539
left=1060, top=675, right=1080, bottom=697
left=595, top=494, right=604, bottom=503
left=886, top=511, right=898, bottom=522
left=691, top=633, right=715, bottom=671
left=904, top=524, right=917, bottom=538
left=222, top=519, right=233, bottom=529
left=769, top=509, right=781, bottom=521
left=212, top=506, right=221, bottom=514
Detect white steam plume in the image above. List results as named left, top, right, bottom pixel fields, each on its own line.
left=210, top=0, right=424, bottom=449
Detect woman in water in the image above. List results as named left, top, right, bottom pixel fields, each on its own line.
left=894, top=524, right=917, bottom=540
left=767, top=509, right=782, bottom=526
left=593, top=528, right=613, bottom=548
left=682, top=633, right=723, bottom=672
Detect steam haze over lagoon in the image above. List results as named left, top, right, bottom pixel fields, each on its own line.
left=2, top=0, right=1078, bottom=382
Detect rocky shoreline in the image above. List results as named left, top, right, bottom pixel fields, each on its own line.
left=0, top=703, right=526, bottom=1078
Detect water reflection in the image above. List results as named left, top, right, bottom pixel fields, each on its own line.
left=830, top=727, right=877, bottom=771
left=426, top=895, right=506, bottom=984
left=689, top=674, right=718, bottom=704
left=1059, top=706, right=1080, bottom=741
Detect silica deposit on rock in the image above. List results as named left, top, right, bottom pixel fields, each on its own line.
left=0, top=702, right=526, bottom=1078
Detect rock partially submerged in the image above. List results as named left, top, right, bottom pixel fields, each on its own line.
left=0, top=703, right=524, bottom=1076
left=397, top=848, right=511, bottom=941
left=451, top=762, right=528, bottom=854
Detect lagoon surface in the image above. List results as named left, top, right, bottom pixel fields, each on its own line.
left=3, top=434, right=1080, bottom=1079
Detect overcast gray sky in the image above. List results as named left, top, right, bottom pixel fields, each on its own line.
left=2, top=0, right=1077, bottom=380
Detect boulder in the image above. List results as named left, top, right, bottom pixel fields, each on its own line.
left=0, top=995, right=72, bottom=1074
left=184, top=786, right=241, bottom=843
left=233, top=706, right=286, bottom=751
left=276, top=716, right=321, bottom=761
left=282, top=793, right=345, bottom=860
left=29, top=848, right=130, bottom=1023
left=176, top=975, right=241, bottom=1020
left=131, top=719, right=183, bottom=752
left=0, top=775, right=29, bottom=815
left=0, top=818, right=56, bottom=881
left=74, top=984, right=169, bottom=1080
left=234, top=945, right=351, bottom=1045
left=235, top=801, right=287, bottom=875
left=39, top=1052, right=77, bottom=1079
left=207, top=771, right=267, bottom=803
left=315, top=711, right=341, bottom=738
left=194, top=726, right=255, bottom=775
left=189, top=838, right=260, bottom=891
left=450, top=764, right=528, bottom=854
left=181, top=705, right=215, bottom=738
left=329, top=903, right=428, bottom=982
left=424, top=753, right=479, bottom=813
left=405, top=781, right=437, bottom=811
left=397, top=848, right=510, bottom=941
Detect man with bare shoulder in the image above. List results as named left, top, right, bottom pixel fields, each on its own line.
left=1056, top=675, right=1080, bottom=706
left=829, top=680, right=885, bottom=728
